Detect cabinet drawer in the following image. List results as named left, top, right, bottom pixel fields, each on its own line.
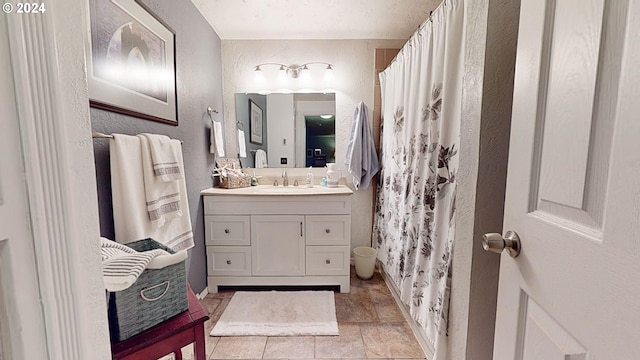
left=205, top=215, right=250, bottom=246
left=207, top=246, right=251, bottom=276
left=305, top=246, right=350, bottom=276
left=306, top=215, right=350, bottom=245
left=204, top=195, right=351, bottom=215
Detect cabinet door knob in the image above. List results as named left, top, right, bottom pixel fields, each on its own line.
left=224, top=228, right=230, bottom=234
left=325, top=259, right=331, bottom=264
left=325, top=228, right=331, bottom=234
left=226, top=260, right=231, bottom=265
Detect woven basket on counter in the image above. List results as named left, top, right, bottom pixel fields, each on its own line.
left=107, top=238, right=188, bottom=342
left=215, top=158, right=251, bottom=189
left=219, top=173, right=252, bottom=189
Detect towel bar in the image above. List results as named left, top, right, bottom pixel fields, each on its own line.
left=92, top=131, right=183, bottom=144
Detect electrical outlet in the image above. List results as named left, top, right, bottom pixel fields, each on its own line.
left=280, top=158, right=287, bottom=164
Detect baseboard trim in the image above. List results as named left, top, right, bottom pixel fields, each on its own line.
left=378, top=262, right=436, bottom=359
left=196, top=288, right=209, bottom=300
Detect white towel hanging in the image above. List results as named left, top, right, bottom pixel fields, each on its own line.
left=210, top=119, right=225, bottom=156
left=238, top=129, right=247, bottom=158
left=255, top=149, right=267, bottom=168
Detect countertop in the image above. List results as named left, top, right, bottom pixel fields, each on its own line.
left=200, top=184, right=353, bottom=196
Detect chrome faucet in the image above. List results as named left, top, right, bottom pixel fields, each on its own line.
left=282, top=171, right=289, bottom=187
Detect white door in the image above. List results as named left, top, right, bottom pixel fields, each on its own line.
left=492, top=0, right=640, bottom=358
left=0, top=12, right=48, bottom=360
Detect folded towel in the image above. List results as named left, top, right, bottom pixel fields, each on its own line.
left=238, top=129, right=247, bottom=158
left=110, top=134, right=195, bottom=251
left=101, top=237, right=187, bottom=292
left=210, top=119, right=225, bottom=156
left=139, top=134, right=182, bottom=228
left=255, top=149, right=267, bottom=168
left=141, top=133, right=183, bottom=182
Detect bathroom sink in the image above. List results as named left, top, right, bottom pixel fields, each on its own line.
left=252, top=186, right=319, bottom=195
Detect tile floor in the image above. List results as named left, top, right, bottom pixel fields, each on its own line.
left=176, top=267, right=426, bottom=360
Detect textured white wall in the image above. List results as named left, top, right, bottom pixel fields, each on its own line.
left=221, top=39, right=405, bottom=250
left=448, top=1, right=488, bottom=356
left=449, top=0, right=519, bottom=359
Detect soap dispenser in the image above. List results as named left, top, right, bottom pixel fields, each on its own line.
left=306, top=167, right=314, bottom=188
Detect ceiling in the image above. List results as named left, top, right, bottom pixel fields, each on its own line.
left=191, top=0, right=443, bottom=40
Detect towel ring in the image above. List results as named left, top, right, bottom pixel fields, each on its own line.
left=208, top=106, right=221, bottom=125
left=236, top=121, right=244, bottom=130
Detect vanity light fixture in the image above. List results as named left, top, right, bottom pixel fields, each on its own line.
left=253, top=62, right=334, bottom=80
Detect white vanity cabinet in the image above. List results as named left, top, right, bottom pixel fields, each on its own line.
left=202, top=187, right=352, bottom=293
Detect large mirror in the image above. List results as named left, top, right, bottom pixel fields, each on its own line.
left=235, top=93, right=336, bottom=168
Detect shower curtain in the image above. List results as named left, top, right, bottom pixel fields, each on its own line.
left=373, top=0, right=463, bottom=358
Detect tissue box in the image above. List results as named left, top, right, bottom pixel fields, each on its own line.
left=107, top=238, right=188, bottom=342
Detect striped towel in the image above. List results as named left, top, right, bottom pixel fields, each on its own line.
left=141, top=133, right=183, bottom=182
left=138, top=134, right=183, bottom=228
left=101, top=237, right=187, bottom=292
left=110, top=134, right=195, bottom=251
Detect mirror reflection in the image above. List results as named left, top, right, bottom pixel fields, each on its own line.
left=235, top=93, right=336, bottom=168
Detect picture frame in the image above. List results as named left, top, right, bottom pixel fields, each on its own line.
left=249, top=99, right=263, bottom=145
left=87, top=0, right=178, bottom=125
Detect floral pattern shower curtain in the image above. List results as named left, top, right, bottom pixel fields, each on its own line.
left=373, top=0, right=463, bottom=358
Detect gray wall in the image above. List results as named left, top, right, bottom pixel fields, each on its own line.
left=234, top=93, right=268, bottom=168
left=91, top=0, right=223, bottom=293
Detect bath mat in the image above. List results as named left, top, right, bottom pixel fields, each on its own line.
left=210, top=290, right=338, bottom=336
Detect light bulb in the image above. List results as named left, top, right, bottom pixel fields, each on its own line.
left=300, top=65, right=311, bottom=81
left=324, top=64, right=334, bottom=81
left=254, top=66, right=264, bottom=82
left=277, top=65, right=287, bottom=82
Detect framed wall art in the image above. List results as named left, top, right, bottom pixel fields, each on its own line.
left=87, top=0, right=178, bottom=125
left=249, top=99, right=263, bottom=144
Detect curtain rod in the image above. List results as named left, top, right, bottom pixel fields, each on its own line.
left=386, top=0, right=449, bottom=68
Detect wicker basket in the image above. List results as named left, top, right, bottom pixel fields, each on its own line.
left=107, top=238, right=188, bottom=341
left=215, top=158, right=251, bottom=189
left=219, top=173, right=252, bottom=189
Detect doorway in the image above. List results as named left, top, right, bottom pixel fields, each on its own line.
left=305, top=115, right=335, bottom=167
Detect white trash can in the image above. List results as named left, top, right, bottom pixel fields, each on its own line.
left=353, top=246, right=377, bottom=280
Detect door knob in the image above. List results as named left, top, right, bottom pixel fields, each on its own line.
left=482, top=230, right=521, bottom=258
